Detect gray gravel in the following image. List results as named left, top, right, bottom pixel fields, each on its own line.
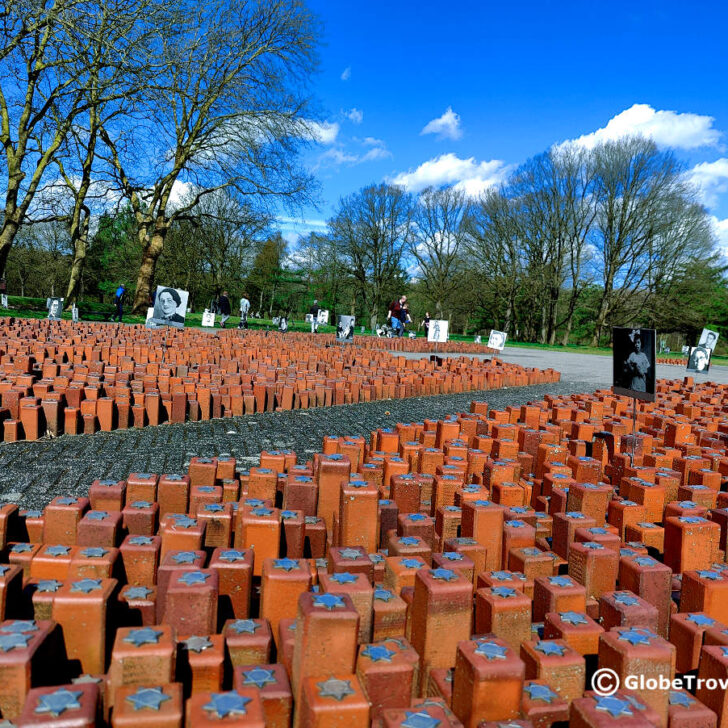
left=0, top=379, right=594, bottom=510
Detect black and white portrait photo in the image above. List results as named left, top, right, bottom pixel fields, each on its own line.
left=336, top=315, right=355, bottom=341
left=687, top=345, right=711, bottom=373
left=47, top=297, right=63, bottom=321
left=698, top=328, right=719, bottom=352
left=612, top=327, right=656, bottom=402
left=488, top=329, right=507, bottom=351
left=151, top=286, right=189, bottom=328
left=427, top=319, right=448, bottom=343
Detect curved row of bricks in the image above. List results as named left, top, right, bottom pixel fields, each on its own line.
left=0, top=377, right=726, bottom=725
left=0, top=320, right=557, bottom=443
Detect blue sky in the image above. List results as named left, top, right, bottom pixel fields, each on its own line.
left=279, top=0, right=728, bottom=250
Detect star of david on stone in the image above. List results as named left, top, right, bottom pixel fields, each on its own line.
left=56, top=497, right=77, bottom=506
left=245, top=499, right=264, bottom=507
left=86, top=511, right=109, bottom=521
left=474, top=641, right=508, bottom=660
left=0, top=565, right=9, bottom=576
left=317, top=677, right=354, bottom=701
left=348, top=480, right=368, bottom=488
left=618, top=628, right=652, bottom=645
left=178, top=571, right=209, bottom=586
left=36, top=579, right=61, bottom=593
left=124, top=627, right=163, bottom=647
left=401, top=710, right=442, bottom=728
left=632, top=556, right=655, bottom=567
left=313, top=593, right=346, bottom=610
left=399, top=537, right=419, bottom=546
left=35, top=688, right=83, bottom=717
left=184, top=636, right=213, bottom=653
left=331, top=572, right=357, bottom=584
left=369, top=553, right=384, bottom=563
left=492, top=586, right=517, bottom=598
left=338, top=548, right=362, bottom=560
left=0, top=633, right=32, bottom=652
left=524, top=682, right=557, bottom=703
left=697, top=570, right=721, bottom=581
left=171, top=551, right=197, bottom=564
left=401, top=558, right=423, bottom=569
left=508, top=520, right=527, bottom=529
left=129, top=536, right=153, bottom=546
left=98, top=479, right=117, bottom=486
left=241, top=667, right=277, bottom=687
left=80, top=547, right=107, bottom=559
left=679, top=516, right=704, bottom=524
left=280, top=510, right=297, bottom=519
left=408, top=513, right=426, bottom=522
left=559, top=611, right=588, bottom=625
left=131, top=501, right=152, bottom=509
left=441, top=552, right=463, bottom=561
left=124, top=586, right=152, bottom=600
left=46, top=545, right=70, bottom=557
left=202, top=692, right=250, bottom=719
left=678, top=501, right=697, bottom=508
left=548, top=576, right=572, bottom=587
left=71, top=578, right=102, bottom=594
left=251, top=507, right=273, bottom=517
left=534, top=641, right=565, bottom=656
left=11, top=543, right=33, bottom=553
left=23, top=509, right=42, bottom=517
left=219, top=550, right=246, bottom=562
left=197, top=486, right=216, bottom=493
left=594, top=695, right=633, bottom=718
left=303, top=515, right=318, bottom=525
left=135, top=473, right=154, bottom=479
left=126, top=686, right=170, bottom=711
left=491, top=571, right=513, bottom=581
left=520, top=548, right=542, bottom=556
left=474, top=500, right=492, bottom=507
left=273, top=558, right=299, bottom=572
left=204, top=503, right=224, bottom=512
left=0, top=620, right=37, bottom=634
left=668, top=690, right=694, bottom=707
left=686, top=613, right=715, bottom=626
left=228, top=619, right=260, bottom=634
left=566, top=511, right=585, bottom=519
left=171, top=515, right=197, bottom=528
left=362, top=644, right=395, bottom=662
left=374, top=588, right=394, bottom=602
left=430, top=568, right=457, bottom=581
left=721, top=647, right=728, bottom=659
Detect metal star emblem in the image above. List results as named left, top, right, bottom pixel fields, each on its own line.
left=245, top=499, right=264, bottom=507
left=128, top=536, right=153, bottom=546
left=317, top=677, right=354, bottom=701
left=124, top=627, right=163, bottom=647
left=228, top=619, right=260, bottom=634
left=473, top=499, right=492, bottom=507
left=165, top=474, right=183, bottom=481
left=0, top=633, right=32, bottom=652
left=11, top=543, right=33, bottom=553
left=178, top=571, right=210, bottom=586
left=697, top=570, right=721, bottom=581
left=203, top=503, right=224, bottom=512
left=492, top=587, right=517, bottom=598
left=632, top=556, right=655, bottom=567
left=134, top=473, right=154, bottom=479
left=401, top=558, right=424, bottom=569
left=401, top=709, right=442, bottom=728
left=23, top=509, right=42, bottom=517
left=348, top=480, right=368, bottom=488
left=668, top=690, right=694, bottom=707
left=369, top=553, right=384, bottom=563
left=441, top=552, right=463, bottom=561
left=0, top=565, right=9, bottom=576
left=374, top=588, right=394, bottom=602
left=566, top=511, right=585, bottom=519
left=534, top=641, right=565, bottom=656
left=548, top=576, right=572, bottom=587
left=280, top=510, right=297, bottom=519
left=80, top=547, right=107, bottom=559
left=0, top=620, right=37, bottom=634
left=202, top=692, right=250, bottom=719
left=170, top=515, right=197, bottom=528
left=251, top=507, right=273, bottom=517
left=241, top=667, right=277, bottom=687
left=330, top=572, right=357, bottom=584
left=71, top=578, right=102, bottom=594
left=196, top=486, right=216, bottom=493
left=210, top=547, right=244, bottom=563
left=582, top=542, right=604, bottom=550
left=313, top=593, right=345, bottom=610
left=124, top=586, right=153, bottom=600
left=35, top=688, right=83, bottom=717
left=339, top=548, right=362, bottom=560
left=588, top=527, right=608, bottom=535
left=524, top=682, right=557, bottom=703
left=36, top=579, right=61, bottom=593
left=399, top=537, right=420, bottom=546
left=430, top=568, right=457, bottom=581
left=126, top=686, right=171, bottom=711
left=679, top=516, right=705, bottom=524
left=86, top=511, right=109, bottom=521
left=408, top=513, right=427, bottom=522
left=474, top=641, right=508, bottom=660
left=171, top=551, right=197, bottom=564
left=131, top=501, right=152, bottom=509
left=594, top=695, right=633, bottom=718
left=98, top=479, right=118, bottom=486
left=491, top=571, right=513, bottom=581
left=184, top=636, right=213, bottom=653
left=686, top=613, right=715, bottom=626
left=508, top=520, right=527, bottom=529
left=46, top=545, right=70, bottom=557
left=678, top=501, right=697, bottom=508
left=618, top=628, right=652, bottom=645
left=273, top=558, right=299, bottom=572
left=362, top=644, right=395, bottom=662
left=56, top=497, right=78, bottom=506
left=559, top=611, right=588, bottom=625
left=520, top=547, right=542, bottom=556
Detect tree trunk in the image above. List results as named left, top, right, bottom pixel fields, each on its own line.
left=590, top=296, right=610, bottom=347
left=132, top=225, right=166, bottom=314
left=65, top=228, right=89, bottom=305
left=0, top=218, right=20, bottom=280
left=560, top=316, right=573, bottom=346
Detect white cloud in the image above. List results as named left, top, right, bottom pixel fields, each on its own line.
left=168, top=180, right=194, bottom=209
left=340, top=66, right=351, bottom=81
left=305, top=120, right=339, bottom=145
left=421, top=107, right=463, bottom=141
left=346, top=108, right=363, bottom=124
left=361, top=145, right=391, bottom=162
left=689, top=158, right=728, bottom=208
left=317, top=137, right=391, bottom=168
left=710, top=216, right=728, bottom=255
left=363, top=137, right=384, bottom=146
left=320, top=148, right=359, bottom=165
left=390, top=153, right=509, bottom=195
left=560, top=103, right=722, bottom=151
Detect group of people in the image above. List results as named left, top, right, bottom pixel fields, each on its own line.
left=214, top=291, right=251, bottom=329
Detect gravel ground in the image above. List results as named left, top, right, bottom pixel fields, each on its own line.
left=0, top=379, right=594, bottom=510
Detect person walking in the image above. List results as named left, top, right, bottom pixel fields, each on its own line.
left=309, top=299, right=320, bottom=333
left=112, top=283, right=125, bottom=323
left=387, top=295, right=411, bottom=337
left=238, top=292, right=251, bottom=329
left=217, top=291, right=231, bottom=328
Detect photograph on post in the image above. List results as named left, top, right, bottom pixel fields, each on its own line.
left=612, top=327, right=656, bottom=402
left=47, top=297, right=63, bottom=321
left=151, top=286, right=189, bottom=329
left=687, top=345, right=711, bottom=373
left=698, top=328, right=719, bottom=351
left=427, top=319, right=449, bottom=343
left=336, top=315, right=355, bottom=341
left=488, top=329, right=507, bottom=351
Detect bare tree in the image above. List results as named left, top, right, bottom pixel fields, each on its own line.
left=409, top=186, right=470, bottom=320
left=101, top=0, right=320, bottom=313
left=329, top=183, right=413, bottom=330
